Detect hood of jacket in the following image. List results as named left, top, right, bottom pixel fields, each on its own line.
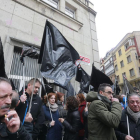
left=86, top=91, right=112, bottom=109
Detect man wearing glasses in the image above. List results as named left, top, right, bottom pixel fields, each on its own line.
left=115, top=93, right=140, bottom=140
left=86, top=83, right=122, bottom=140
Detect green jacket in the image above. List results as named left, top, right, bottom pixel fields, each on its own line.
left=86, top=91, right=122, bottom=140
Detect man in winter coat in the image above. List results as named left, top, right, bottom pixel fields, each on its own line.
left=16, top=78, right=45, bottom=140
left=0, top=77, right=32, bottom=140
left=86, top=83, right=122, bottom=140
left=115, top=93, right=140, bottom=140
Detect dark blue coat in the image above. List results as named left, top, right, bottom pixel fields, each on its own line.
left=43, top=105, right=62, bottom=140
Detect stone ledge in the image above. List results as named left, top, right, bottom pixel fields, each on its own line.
left=73, top=0, right=97, bottom=16
left=12, top=0, right=83, bottom=32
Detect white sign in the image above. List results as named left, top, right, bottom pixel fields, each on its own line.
left=75, top=56, right=90, bottom=66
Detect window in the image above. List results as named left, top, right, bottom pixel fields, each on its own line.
left=42, top=0, right=58, bottom=9
left=120, top=60, right=124, bottom=67
left=127, top=55, right=132, bottom=63
left=124, top=39, right=135, bottom=50
left=65, top=2, right=75, bottom=18
left=129, top=69, right=135, bottom=77
left=115, top=65, right=118, bottom=71
left=104, top=60, right=110, bottom=67
left=116, top=75, right=120, bottom=82
left=118, top=49, right=122, bottom=56
left=105, top=65, right=114, bottom=75
left=65, top=7, right=75, bottom=18
left=113, top=55, right=116, bottom=61
left=125, top=42, right=129, bottom=50
left=135, top=53, right=138, bottom=59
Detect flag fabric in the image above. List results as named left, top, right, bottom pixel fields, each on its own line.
left=20, top=45, right=39, bottom=64
left=123, top=75, right=134, bottom=95
left=39, top=20, right=80, bottom=89
left=76, top=66, right=90, bottom=93
left=43, top=78, right=54, bottom=94
left=0, top=38, right=7, bottom=78
left=90, top=65, right=113, bottom=92
left=114, top=77, right=121, bottom=95
left=66, top=82, right=76, bottom=97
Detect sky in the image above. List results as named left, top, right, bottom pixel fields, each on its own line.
left=90, top=0, right=140, bottom=59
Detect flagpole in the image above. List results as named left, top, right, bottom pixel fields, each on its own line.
left=123, top=75, right=130, bottom=135
left=22, top=57, right=25, bottom=104
left=23, top=63, right=25, bottom=95
left=41, top=76, right=53, bottom=121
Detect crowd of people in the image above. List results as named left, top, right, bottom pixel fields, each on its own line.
left=0, top=77, right=140, bottom=140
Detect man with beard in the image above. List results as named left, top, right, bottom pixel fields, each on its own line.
left=86, top=83, right=122, bottom=140
left=115, top=93, right=140, bottom=140
left=16, top=78, right=45, bottom=140
left=0, top=77, right=32, bottom=140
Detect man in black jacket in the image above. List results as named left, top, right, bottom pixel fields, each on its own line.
left=115, top=93, right=140, bottom=140
left=16, top=78, right=45, bottom=140
left=0, top=77, right=32, bottom=140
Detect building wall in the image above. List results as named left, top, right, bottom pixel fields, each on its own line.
left=0, top=0, right=100, bottom=92
left=114, top=34, right=140, bottom=93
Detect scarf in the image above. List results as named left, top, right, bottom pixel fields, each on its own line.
left=46, top=102, right=58, bottom=112
left=127, top=106, right=140, bottom=123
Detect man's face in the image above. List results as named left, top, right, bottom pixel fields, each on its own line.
left=28, top=82, right=40, bottom=95
left=128, top=95, right=140, bottom=113
left=100, top=86, right=113, bottom=101
left=0, top=82, right=12, bottom=117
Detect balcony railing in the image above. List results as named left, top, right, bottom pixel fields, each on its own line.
left=104, top=61, right=114, bottom=69
left=106, top=70, right=115, bottom=76
left=78, top=0, right=94, bottom=8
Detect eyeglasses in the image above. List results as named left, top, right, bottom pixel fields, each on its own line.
left=129, top=101, right=140, bottom=104
left=104, top=91, right=114, bottom=96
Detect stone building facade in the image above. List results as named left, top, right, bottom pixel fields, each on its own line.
left=0, top=0, right=100, bottom=93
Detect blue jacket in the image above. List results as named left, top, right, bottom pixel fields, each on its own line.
left=43, top=105, right=62, bottom=140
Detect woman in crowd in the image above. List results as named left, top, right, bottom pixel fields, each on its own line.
left=56, top=92, right=67, bottom=118
left=43, top=93, right=62, bottom=140
left=76, top=93, right=86, bottom=140
left=59, top=96, right=81, bottom=140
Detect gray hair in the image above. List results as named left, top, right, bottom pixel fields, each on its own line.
left=0, top=77, right=11, bottom=85
left=128, top=93, right=140, bottom=102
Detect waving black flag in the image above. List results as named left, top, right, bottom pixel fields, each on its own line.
left=76, top=66, right=90, bottom=93
left=123, top=75, right=134, bottom=95
left=20, top=45, right=39, bottom=64
left=114, top=76, right=121, bottom=95
left=39, top=20, right=80, bottom=89
left=0, top=38, right=7, bottom=78
left=90, top=65, right=113, bottom=92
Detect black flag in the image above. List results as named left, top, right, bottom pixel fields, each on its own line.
left=114, top=76, right=121, bottom=95
left=123, top=75, right=134, bottom=95
left=20, top=45, right=39, bottom=64
left=90, top=65, right=113, bottom=92
left=66, top=82, right=75, bottom=97
left=0, top=38, right=7, bottom=78
left=43, top=78, right=54, bottom=94
left=76, top=66, right=90, bottom=93
left=39, top=20, right=80, bottom=89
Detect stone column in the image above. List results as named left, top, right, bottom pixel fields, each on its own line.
left=59, top=0, right=65, bottom=13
